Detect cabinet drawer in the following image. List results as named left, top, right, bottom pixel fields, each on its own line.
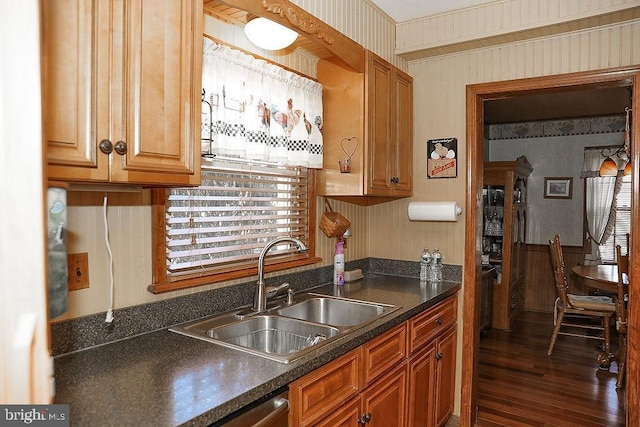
left=289, top=349, right=362, bottom=426
left=409, top=295, right=457, bottom=354
left=362, top=324, right=407, bottom=385
left=313, top=396, right=361, bottom=427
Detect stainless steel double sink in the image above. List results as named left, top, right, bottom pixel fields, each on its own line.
left=170, top=293, right=400, bottom=363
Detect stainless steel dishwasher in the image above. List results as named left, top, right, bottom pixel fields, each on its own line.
left=217, top=390, right=289, bottom=426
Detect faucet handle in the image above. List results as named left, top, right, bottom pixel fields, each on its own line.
left=266, top=282, right=290, bottom=299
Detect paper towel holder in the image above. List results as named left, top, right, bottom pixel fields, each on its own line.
left=407, top=201, right=463, bottom=222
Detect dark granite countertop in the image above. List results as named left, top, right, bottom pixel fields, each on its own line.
left=54, top=274, right=460, bottom=426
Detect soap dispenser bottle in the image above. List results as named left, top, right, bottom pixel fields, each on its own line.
left=333, top=241, right=345, bottom=285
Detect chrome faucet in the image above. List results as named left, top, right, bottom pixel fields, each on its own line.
left=254, top=237, right=308, bottom=312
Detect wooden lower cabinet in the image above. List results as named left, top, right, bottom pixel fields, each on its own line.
left=362, top=363, right=407, bottom=426
left=434, top=326, right=457, bottom=426
left=479, top=268, right=495, bottom=333
left=290, top=294, right=458, bottom=427
left=406, top=341, right=435, bottom=427
left=407, top=299, right=458, bottom=427
left=316, top=363, right=408, bottom=427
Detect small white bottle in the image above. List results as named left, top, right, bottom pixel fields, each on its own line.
left=333, top=241, right=345, bottom=285
left=420, top=248, right=431, bottom=282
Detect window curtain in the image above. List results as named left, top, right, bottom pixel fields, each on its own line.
left=202, top=38, right=323, bottom=168
left=580, top=147, right=623, bottom=264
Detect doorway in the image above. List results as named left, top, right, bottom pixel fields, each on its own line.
left=460, top=66, right=640, bottom=426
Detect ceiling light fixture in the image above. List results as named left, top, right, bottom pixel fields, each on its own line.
left=599, top=106, right=632, bottom=177
left=599, top=155, right=619, bottom=177
left=244, top=17, right=298, bottom=51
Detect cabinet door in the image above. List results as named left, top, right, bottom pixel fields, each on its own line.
left=407, top=342, right=436, bottom=427
left=392, top=68, right=413, bottom=195
left=112, top=0, right=201, bottom=184
left=43, top=0, right=111, bottom=182
left=434, top=326, right=457, bottom=427
left=366, top=53, right=393, bottom=194
left=362, top=363, right=407, bottom=427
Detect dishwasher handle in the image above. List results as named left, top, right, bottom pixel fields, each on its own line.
left=220, top=391, right=289, bottom=427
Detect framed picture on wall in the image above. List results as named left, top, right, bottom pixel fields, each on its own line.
left=427, top=137, right=457, bottom=178
left=544, top=177, right=573, bottom=199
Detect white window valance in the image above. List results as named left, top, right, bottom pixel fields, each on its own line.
left=202, top=38, right=323, bottom=168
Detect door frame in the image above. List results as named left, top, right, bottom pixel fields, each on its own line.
left=461, top=66, right=640, bottom=426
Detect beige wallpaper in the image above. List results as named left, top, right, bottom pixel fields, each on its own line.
left=395, top=0, right=640, bottom=59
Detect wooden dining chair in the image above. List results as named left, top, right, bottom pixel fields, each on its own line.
left=614, top=244, right=629, bottom=388
left=547, top=235, right=616, bottom=356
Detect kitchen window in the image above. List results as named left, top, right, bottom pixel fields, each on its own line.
left=598, top=174, right=631, bottom=263
left=149, top=157, right=319, bottom=293
left=148, top=38, right=325, bottom=294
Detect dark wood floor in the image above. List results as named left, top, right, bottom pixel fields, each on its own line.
left=476, top=311, right=626, bottom=426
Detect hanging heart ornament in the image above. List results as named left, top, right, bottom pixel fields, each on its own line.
left=340, top=136, right=359, bottom=160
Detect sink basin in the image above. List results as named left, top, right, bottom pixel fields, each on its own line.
left=171, top=315, right=339, bottom=363
left=276, top=294, right=391, bottom=328
left=169, top=293, right=400, bottom=363
left=208, top=316, right=339, bottom=355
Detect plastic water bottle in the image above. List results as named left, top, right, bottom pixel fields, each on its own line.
left=430, top=248, right=443, bottom=282
left=420, top=248, right=431, bottom=282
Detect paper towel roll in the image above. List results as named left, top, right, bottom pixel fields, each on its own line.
left=407, top=201, right=462, bottom=222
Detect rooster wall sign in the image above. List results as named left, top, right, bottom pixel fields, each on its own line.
left=427, top=137, right=457, bottom=179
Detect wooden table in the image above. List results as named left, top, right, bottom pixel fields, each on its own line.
left=571, top=264, right=624, bottom=293
left=571, top=264, right=628, bottom=370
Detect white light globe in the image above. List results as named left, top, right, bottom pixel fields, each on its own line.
left=244, top=17, right=298, bottom=51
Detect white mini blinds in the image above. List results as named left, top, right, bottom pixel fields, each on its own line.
left=164, top=157, right=310, bottom=280
left=201, top=38, right=323, bottom=168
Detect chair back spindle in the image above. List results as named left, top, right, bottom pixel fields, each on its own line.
left=614, top=244, right=628, bottom=388
left=615, top=243, right=629, bottom=329
left=549, top=235, right=572, bottom=309
left=546, top=234, right=615, bottom=357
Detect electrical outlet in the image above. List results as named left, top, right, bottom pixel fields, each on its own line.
left=67, top=252, right=89, bottom=291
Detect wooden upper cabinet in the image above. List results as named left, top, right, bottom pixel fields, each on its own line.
left=366, top=53, right=413, bottom=197
left=43, top=0, right=202, bottom=186
left=42, top=0, right=108, bottom=180
left=317, top=50, right=413, bottom=205
left=393, top=68, right=413, bottom=194
left=366, top=54, right=393, bottom=194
